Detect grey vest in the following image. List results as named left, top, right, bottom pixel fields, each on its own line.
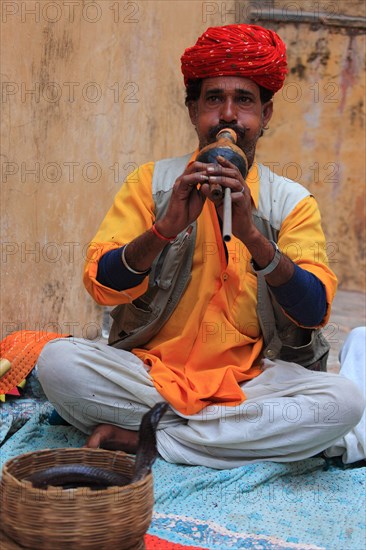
left=109, top=154, right=329, bottom=371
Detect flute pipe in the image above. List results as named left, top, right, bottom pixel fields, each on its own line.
left=222, top=187, right=232, bottom=242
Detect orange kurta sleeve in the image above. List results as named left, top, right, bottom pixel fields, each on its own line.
left=83, top=162, right=156, bottom=306
left=277, top=195, right=337, bottom=326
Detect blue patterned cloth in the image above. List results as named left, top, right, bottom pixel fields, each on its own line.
left=0, top=367, right=49, bottom=445
left=1, top=375, right=365, bottom=550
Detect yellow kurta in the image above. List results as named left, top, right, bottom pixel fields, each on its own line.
left=84, top=153, right=337, bottom=415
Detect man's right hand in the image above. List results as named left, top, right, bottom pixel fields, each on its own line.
left=122, top=161, right=211, bottom=274
left=156, top=161, right=210, bottom=237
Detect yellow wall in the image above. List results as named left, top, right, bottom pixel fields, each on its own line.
left=1, top=1, right=365, bottom=338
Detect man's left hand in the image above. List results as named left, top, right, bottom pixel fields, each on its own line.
left=199, top=155, right=256, bottom=244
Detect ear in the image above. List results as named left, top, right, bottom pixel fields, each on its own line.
left=187, top=101, right=198, bottom=127
left=262, top=100, right=273, bottom=127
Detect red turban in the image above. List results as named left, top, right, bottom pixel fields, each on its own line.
left=181, top=24, right=287, bottom=93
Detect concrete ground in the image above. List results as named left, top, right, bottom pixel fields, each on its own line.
left=327, top=289, right=366, bottom=373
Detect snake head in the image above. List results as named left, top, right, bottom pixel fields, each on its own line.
left=132, top=402, right=168, bottom=482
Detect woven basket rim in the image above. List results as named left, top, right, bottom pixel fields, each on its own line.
left=4, top=446, right=131, bottom=463
left=2, top=447, right=152, bottom=493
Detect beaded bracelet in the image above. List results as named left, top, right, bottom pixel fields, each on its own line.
left=151, top=224, right=177, bottom=243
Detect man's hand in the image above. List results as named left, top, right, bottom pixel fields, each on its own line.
left=197, top=155, right=295, bottom=285
left=123, top=161, right=210, bottom=273
left=199, top=155, right=256, bottom=243
left=156, top=161, right=209, bottom=237
left=85, top=424, right=139, bottom=453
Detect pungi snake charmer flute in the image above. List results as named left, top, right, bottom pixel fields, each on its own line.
left=196, top=128, right=248, bottom=242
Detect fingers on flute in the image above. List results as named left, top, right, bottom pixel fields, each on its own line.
left=207, top=176, right=242, bottom=194
left=179, top=172, right=209, bottom=189
left=207, top=166, right=240, bottom=181
left=216, top=155, right=234, bottom=167
left=187, top=161, right=214, bottom=173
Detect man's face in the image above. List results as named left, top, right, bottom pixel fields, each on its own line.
left=188, top=76, right=273, bottom=166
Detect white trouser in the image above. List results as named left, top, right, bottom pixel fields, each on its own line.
left=37, top=328, right=365, bottom=469
left=325, top=326, right=366, bottom=463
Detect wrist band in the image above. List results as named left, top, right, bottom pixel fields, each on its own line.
left=251, top=241, right=282, bottom=276
left=121, top=244, right=149, bottom=275
left=151, top=224, right=177, bottom=243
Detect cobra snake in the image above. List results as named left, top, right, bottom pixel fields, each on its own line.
left=24, top=402, right=168, bottom=490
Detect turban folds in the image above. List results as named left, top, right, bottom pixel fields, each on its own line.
left=181, top=24, right=287, bottom=93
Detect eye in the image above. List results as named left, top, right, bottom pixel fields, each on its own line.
left=206, top=95, right=222, bottom=104
left=238, top=95, right=253, bottom=104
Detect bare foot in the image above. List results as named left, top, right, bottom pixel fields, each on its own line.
left=85, top=424, right=139, bottom=454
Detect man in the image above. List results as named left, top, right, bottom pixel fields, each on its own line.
left=38, top=24, right=365, bottom=468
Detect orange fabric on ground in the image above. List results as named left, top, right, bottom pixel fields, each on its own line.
left=0, top=331, right=68, bottom=396
left=145, top=534, right=208, bottom=549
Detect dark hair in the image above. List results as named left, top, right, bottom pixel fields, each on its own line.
left=184, top=78, right=274, bottom=105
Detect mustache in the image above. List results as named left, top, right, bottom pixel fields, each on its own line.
left=208, top=123, right=247, bottom=142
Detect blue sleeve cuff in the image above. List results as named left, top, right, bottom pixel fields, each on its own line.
left=96, top=247, right=149, bottom=291
left=269, top=263, right=327, bottom=326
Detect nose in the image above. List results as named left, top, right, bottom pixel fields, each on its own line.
left=219, top=98, right=237, bottom=123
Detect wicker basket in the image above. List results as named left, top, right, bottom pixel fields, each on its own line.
left=0, top=448, right=153, bottom=549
